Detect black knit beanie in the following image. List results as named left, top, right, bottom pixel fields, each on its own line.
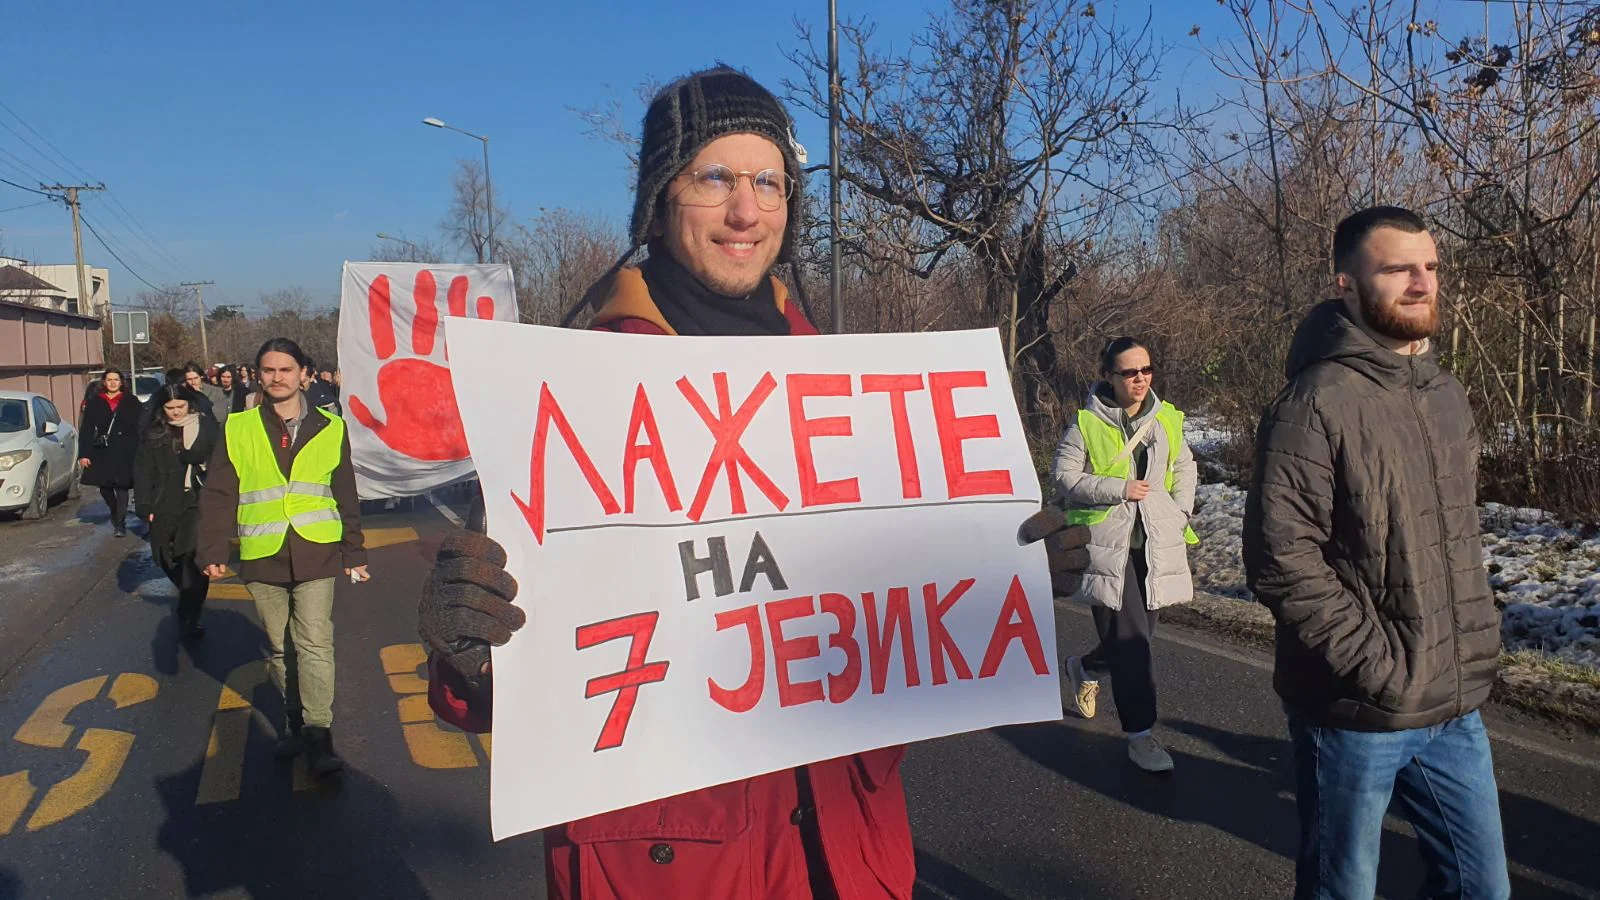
left=630, top=65, right=806, bottom=264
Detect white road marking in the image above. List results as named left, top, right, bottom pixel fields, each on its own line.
left=426, top=491, right=464, bottom=528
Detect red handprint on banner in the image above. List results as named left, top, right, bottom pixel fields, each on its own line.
left=348, top=270, right=497, bottom=461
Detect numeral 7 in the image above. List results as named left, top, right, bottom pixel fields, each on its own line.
left=576, top=612, right=671, bottom=752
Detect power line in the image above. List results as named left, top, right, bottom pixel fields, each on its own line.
left=0, top=145, right=55, bottom=184
left=0, top=119, right=70, bottom=184
left=83, top=207, right=181, bottom=282
left=0, top=175, right=47, bottom=196
left=103, top=192, right=188, bottom=271
left=0, top=199, right=52, bottom=214
left=0, top=98, right=96, bottom=184
left=79, top=212, right=177, bottom=295
left=0, top=98, right=192, bottom=277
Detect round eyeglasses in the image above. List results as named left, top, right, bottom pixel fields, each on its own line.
left=672, top=164, right=794, bottom=212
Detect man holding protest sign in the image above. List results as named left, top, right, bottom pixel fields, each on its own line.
left=419, top=66, right=1080, bottom=899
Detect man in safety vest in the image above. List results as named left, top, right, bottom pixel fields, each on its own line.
left=199, top=336, right=368, bottom=779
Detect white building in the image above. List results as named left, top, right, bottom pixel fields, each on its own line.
left=0, top=256, right=111, bottom=318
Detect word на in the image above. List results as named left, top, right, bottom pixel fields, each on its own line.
left=710, top=575, right=1048, bottom=713
left=510, top=370, right=1016, bottom=542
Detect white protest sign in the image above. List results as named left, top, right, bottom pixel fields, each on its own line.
left=446, top=320, right=1061, bottom=840
left=337, top=262, right=517, bottom=499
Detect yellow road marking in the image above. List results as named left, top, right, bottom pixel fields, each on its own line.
left=363, top=526, right=420, bottom=550
left=206, top=583, right=254, bottom=601
left=380, top=643, right=481, bottom=769
left=0, top=771, right=36, bottom=835
left=476, top=734, right=491, bottom=760
left=26, top=728, right=135, bottom=831
left=15, top=676, right=107, bottom=748
left=107, top=673, right=158, bottom=709
left=4, top=673, right=158, bottom=833
left=197, top=663, right=267, bottom=805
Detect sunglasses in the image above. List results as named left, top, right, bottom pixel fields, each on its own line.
left=1112, top=366, right=1155, bottom=379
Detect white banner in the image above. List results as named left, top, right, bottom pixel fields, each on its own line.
left=446, top=320, right=1061, bottom=840
left=337, top=262, right=516, bottom=499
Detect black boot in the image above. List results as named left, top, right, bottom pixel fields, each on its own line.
left=303, top=726, right=345, bottom=778
left=274, top=713, right=306, bottom=760
left=180, top=618, right=206, bottom=641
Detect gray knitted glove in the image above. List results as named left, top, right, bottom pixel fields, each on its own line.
left=418, top=531, right=524, bottom=679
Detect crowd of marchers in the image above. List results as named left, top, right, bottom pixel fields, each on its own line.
left=58, top=63, right=1514, bottom=900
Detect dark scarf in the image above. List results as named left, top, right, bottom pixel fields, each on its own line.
left=638, top=241, right=791, bottom=337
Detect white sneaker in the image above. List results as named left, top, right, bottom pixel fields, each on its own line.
left=1064, top=656, right=1099, bottom=719
left=1128, top=733, right=1175, bottom=772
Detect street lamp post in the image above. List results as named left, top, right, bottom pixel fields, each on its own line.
left=375, top=232, right=424, bottom=256
left=422, top=117, right=494, bottom=263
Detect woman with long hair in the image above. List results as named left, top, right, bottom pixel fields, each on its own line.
left=79, top=367, right=142, bottom=536
left=1052, top=337, right=1199, bottom=773
left=134, top=384, right=220, bottom=639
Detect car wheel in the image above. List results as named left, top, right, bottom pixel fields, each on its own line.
left=21, top=467, right=48, bottom=520
left=66, top=459, right=82, bottom=500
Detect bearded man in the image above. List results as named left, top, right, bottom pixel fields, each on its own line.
left=1243, top=206, right=1510, bottom=900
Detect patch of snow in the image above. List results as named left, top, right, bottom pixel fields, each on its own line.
left=1184, top=414, right=1235, bottom=460
left=1188, top=485, right=1600, bottom=671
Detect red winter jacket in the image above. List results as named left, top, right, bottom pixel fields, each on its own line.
left=428, top=267, right=916, bottom=900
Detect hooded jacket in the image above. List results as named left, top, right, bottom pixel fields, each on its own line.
left=1242, top=300, right=1500, bottom=731
left=428, top=266, right=915, bottom=900
left=1051, top=385, right=1197, bottom=610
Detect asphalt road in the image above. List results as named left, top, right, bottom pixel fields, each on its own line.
left=0, top=495, right=1596, bottom=900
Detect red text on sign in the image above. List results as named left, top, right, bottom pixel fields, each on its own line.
left=512, top=370, right=1020, bottom=542
left=707, top=575, right=1046, bottom=714
left=576, top=611, right=671, bottom=752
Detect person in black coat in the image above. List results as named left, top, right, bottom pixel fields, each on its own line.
left=135, top=384, right=219, bottom=640
left=79, top=367, right=143, bottom=536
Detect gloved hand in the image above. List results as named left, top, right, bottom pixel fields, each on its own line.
left=418, top=531, right=524, bottom=679
left=1019, top=507, right=1092, bottom=597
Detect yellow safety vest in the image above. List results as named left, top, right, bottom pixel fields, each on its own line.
left=1067, top=401, right=1200, bottom=545
left=226, top=405, right=346, bottom=560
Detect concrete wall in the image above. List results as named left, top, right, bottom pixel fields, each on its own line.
left=0, top=298, right=105, bottom=428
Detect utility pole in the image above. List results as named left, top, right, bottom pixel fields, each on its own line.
left=181, top=281, right=216, bottom=361
left=42, top=183, right=106, bottom=316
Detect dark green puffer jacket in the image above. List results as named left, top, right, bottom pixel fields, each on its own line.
left=1243, top=300, right=1500, bottom=731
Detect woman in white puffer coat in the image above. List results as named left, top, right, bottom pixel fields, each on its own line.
left=1052, top=337, right=1198, bottom=773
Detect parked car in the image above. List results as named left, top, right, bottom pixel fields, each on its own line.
left=132, top=370, right=163, bottom=405
left=0, top=390, right=81, bottom=520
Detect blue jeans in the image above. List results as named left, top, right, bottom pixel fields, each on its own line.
left=1287, top=710, right=1510, bottom=900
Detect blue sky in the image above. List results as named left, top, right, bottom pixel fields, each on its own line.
left=0, top=0, right=1483, bottom=313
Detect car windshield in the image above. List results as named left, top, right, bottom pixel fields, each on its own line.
left=0, top=399, right=28, bottom=434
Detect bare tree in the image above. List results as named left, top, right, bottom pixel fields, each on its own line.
left=258, top=287, right=314, bottom=319
left=569, top=79, right=663, bottom=183
left=787, top=0, right=1196, bottom=441
left=500, top=208, right=625, bottom=325
left=441, top=159, right=509, bottom=264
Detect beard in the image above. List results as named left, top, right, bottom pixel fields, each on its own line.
left=1358, top=280, right=1439, bottom=341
